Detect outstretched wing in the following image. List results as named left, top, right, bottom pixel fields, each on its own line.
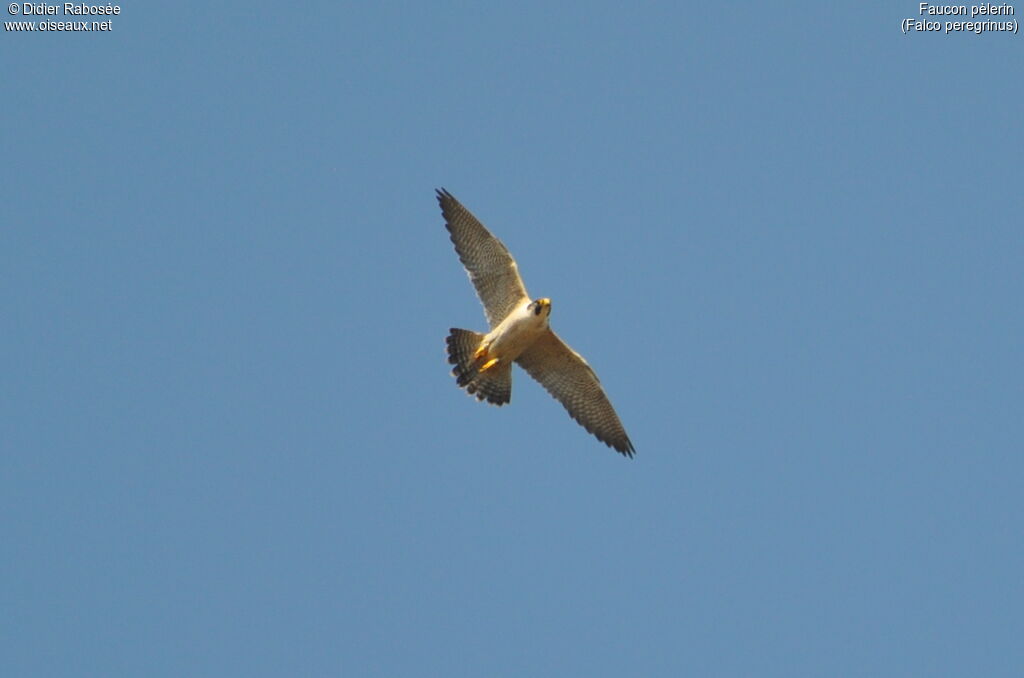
left=516, top=329, right=635, bottom=457
left=437, top=189, right=529, bottom=328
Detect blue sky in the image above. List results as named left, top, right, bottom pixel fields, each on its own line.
left=3, top=2, right=1022, bottom=676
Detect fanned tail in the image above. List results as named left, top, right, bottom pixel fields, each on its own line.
left=446, top=328, right=512, bottom=406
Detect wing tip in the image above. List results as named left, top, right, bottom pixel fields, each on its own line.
left=611, top=436, right=636, bottom=458
left=436, top=187, right=454, bottom=205
left=436, top=188, right=459, bottom=229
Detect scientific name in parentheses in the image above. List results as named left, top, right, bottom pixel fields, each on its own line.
left=18, top=3, right=120, bottom=15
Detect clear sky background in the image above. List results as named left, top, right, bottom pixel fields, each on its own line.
left=3, top=2, right=1022, bottom=676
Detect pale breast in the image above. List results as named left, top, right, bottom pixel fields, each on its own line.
left=485, top=303, right=548, bottom=360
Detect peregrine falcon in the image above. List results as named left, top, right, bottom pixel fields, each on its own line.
left=438, top=189, right=635, bottom=457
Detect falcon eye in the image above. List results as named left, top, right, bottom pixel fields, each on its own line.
left=534, top=304, right=542, bottom=316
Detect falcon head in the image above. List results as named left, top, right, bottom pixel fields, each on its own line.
left=529, top=298, right=552, bottom=317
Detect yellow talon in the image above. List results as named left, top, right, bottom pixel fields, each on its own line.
left=480, top=357, right=500, bottom=372
left=474, top=345, right=488, bottom=359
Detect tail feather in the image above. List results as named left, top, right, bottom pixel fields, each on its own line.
left=446, top=328, right=485, bottom=387
left=446, top=328, right=512, bottom=406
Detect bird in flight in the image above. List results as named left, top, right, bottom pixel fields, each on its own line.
left=438, top=189, right=635, bottom=457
